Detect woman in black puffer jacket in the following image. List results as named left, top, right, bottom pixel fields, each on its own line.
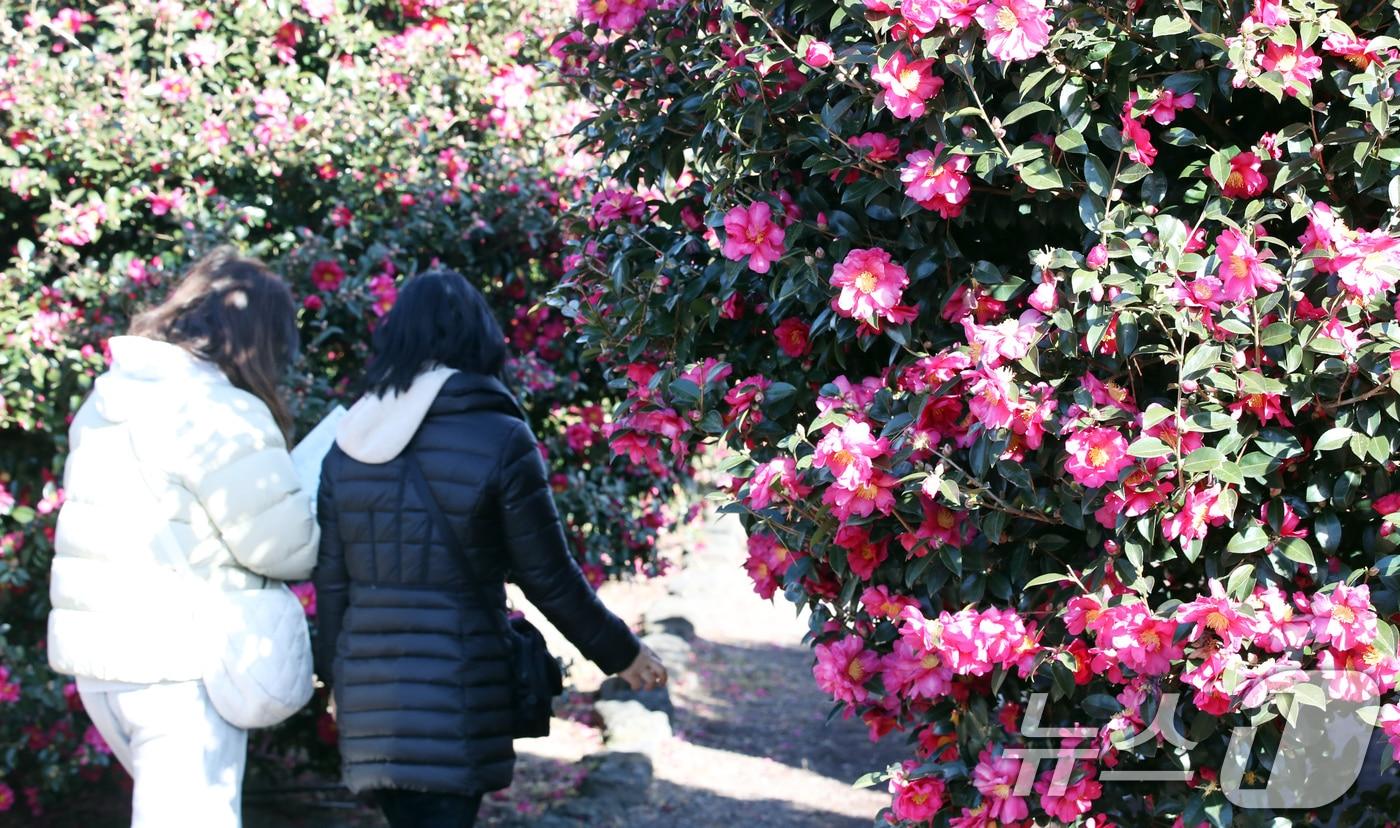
left=313, top=270, right=667, bottom=828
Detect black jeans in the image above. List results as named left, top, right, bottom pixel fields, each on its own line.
left=374, top=790, right=483, bottom=828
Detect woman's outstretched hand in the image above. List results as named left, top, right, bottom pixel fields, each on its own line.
left=617, top=644, right=668, bottom=691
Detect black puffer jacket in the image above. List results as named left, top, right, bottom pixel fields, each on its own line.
left=312, top=373, right=640, bottom=795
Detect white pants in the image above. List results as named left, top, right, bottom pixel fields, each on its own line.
left=79, top=680, right=247, bottom=828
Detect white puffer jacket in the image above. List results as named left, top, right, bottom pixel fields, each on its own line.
left=48, top=336, right=320, bottom=684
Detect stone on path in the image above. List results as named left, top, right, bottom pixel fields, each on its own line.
left=594, top=699, right=673, bottom=754
left=576, top=751, right=654, bottom=806
left=597, top=675, right=675, bottom=718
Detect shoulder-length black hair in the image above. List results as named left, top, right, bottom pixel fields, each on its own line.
left=362, top=268, right=508, bottom=396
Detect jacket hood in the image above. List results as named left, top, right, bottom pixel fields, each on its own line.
left=335, top=369, right=524, bottom=464
left=92, top=336, right=229, bottom=424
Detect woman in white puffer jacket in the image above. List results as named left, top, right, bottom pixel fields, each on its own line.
left=48, top=247, right=319, bottom=827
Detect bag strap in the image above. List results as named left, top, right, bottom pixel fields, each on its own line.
left=401, top=450, right=497, bottom=605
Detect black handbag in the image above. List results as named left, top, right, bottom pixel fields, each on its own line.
left=403, top=451, right=564, bottom=738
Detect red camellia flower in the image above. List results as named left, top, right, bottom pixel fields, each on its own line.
left=774, top=317, right=811, bottom=358
left=310, top=260, right=346, bottom=292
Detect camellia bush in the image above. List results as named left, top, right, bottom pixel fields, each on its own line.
left=0, top=1, right=693, bottom=819
left=554, top=0, right=1400, bottom=823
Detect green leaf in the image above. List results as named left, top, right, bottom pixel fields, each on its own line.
left=1226, top=563, right=1256, bottom=600
left=1024, top=572, right=1072, bottom=588
left=1055, top=129, right=1087, bottom=155
left=851, top=770, right=890, bottom=789
left=1152, top=14, right=1192, bottom=37
left=1182, top=447, right=1225, bottom=474
left=1003, top=101, right=1053, bottom=125
left=1226, top=525, right=1268, bottom=556
left=1316, top=427, right=1354, bottom=452
left=668, top=378, right=701, bottom=406
left=1019, top=158, right=1064, bottom=190
left=1085, top=155, right=1111, bottom=197
left=1277, top=538, right=1315, bottom=569
left=1128, top=437, right=1174, bottom=458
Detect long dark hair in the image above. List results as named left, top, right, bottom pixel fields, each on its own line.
left=130, top=246, right=298, bottom=440
left=362, top=268, right=507, bottom=396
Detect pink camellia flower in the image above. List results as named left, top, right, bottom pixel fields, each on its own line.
left=1063, top=426, right=1131, bottom=488
left=1120, top=115, right=1156, bottom=167
left=1374, top=492, right=1400, bottom=539
left=1176, top=578, right=1255, bottom=650
left=159, top=75, right=193, bottom=104
left=812, top=635, right=880, bottom=704
left=883, top=608, right=955, bottom=698
left=1147, top=89, right=1196, bottom=125
left=774, top=317, right=811, bottom=358
left=200, top=119, right=230, bottom=154
left=289, top=582, right=317, bottom=617
left=1259, top=501, right=1308, bottom=541
left=746, top=456, right=812, bottom=509
left=1106, top=606, right=1183, bottom=676
left=1086, top=243, right=1109, bottom=270
left=1335, top=229, right=1400, bottom=303
left=0, top=666, right=19, bottom=703
left=813, top=419, right=889, bottom=489
left=1236, top=658, right=1309, bottom=708
left=147, top=188, right=187, bottom=217
left=1028, top=273, right=1058, bottom=312
left=310, top=260, right=346, bottom=292
left=744, top=532, right=792, bottom=599
left=889, top=762, right=948, bottom=822
left=972, top=748, right=1030, bottom=822
left=901, top=146, right=972, bottom=219
left=1162, top=483, right=1232, bottom=546
left=1035, top=764, right=1102, bottom=822
left=1310, top=583, right=1379, bottom=651
left=965, top=364, right=1018, bottom=429
left=369, top=272, right=398, bottom=317
left=861, top=585, right=920, bottom=620
left=803, top=40, right=834, bottom=67
left=1165, top=274, right=1226, bottom=311
left=53, top=7, right=93, bottom=34
left=905, top=0, right=986, bottom=31
left=578, top=0, right=654, bottom=32
left=303, top=0, right=336, bottom=20
left=963, top=310, right=1044, bottom=367
left=1382, top=704, right=1400, bottom=761
left=1219, top=150, right=1268, bottom=199
left=1259, top=42, right=1322, bottom=98
left=1249, top=585, right=1312, bottom=652
left=871, top=52, right=944, bottom=120
left=849, top=132, right=901, bottom=164
left=56, top=201, right=108, bottom=247
left=975, top=0, right=1052, bottom=62
left=1215, top=228, right=1281, bottom=301
left=590, top=188, right=647, bottom=226
left=835, top=525, right=890, bottom=580
left=829, top=247, right=911, bottom=328
left=721, top=203, right=785, bottom=274
left=1323, top=31, right=1385, bottom=70
left=823, top=470, right=899, bottom=521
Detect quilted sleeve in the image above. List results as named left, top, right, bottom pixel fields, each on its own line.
left=496, top=421, right=640, bottom=675
left=311, top=456, right=347, bottom=681
left=177, top=390, right=320, bottom=581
